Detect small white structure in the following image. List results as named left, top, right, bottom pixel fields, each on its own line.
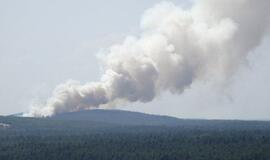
left=0, top=123, right=10, bottom=128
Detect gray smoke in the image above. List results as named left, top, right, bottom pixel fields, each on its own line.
left=27, top=0, right=270, bottom=117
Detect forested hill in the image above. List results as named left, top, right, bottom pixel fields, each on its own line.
left=50, top=109, right=183, bottom=126
left=0, top=109, right=270, bottom=133
left=1, top=110, right=270, bottom=160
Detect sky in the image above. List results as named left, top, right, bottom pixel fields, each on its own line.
left=0, top=0, right=269, bottom=120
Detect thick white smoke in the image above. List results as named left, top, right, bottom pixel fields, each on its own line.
left=27, top=0, right=270, bottom=117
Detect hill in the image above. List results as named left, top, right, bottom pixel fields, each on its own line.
left=50, top=109, right=183, bottom=126
left=0, top=109, right=269, bottom=134
left=1, top=109, right=270, bottom=160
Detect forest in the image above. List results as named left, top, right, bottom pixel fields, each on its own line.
left=0, top=112, right=270, bottom=160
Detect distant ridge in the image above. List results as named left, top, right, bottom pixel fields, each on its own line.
left=8, top=112, right=24, bottom=117
left=51, top=109, right=183, bottom=126
left=3, top=109, right=270, bottom=131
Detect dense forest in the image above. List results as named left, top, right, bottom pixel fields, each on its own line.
left=0, top=111, right=270, bottom=160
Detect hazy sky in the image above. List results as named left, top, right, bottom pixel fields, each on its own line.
left=1, top=0, right=269, bottom=120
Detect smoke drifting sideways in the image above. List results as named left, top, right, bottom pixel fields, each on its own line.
left=26, top=0, right=270, bottom=117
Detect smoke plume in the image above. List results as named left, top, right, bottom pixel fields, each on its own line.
left=27, top=0, right=270, bottom=117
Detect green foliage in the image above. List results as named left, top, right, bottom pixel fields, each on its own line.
left=0, top=116, right=270, bottom=160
